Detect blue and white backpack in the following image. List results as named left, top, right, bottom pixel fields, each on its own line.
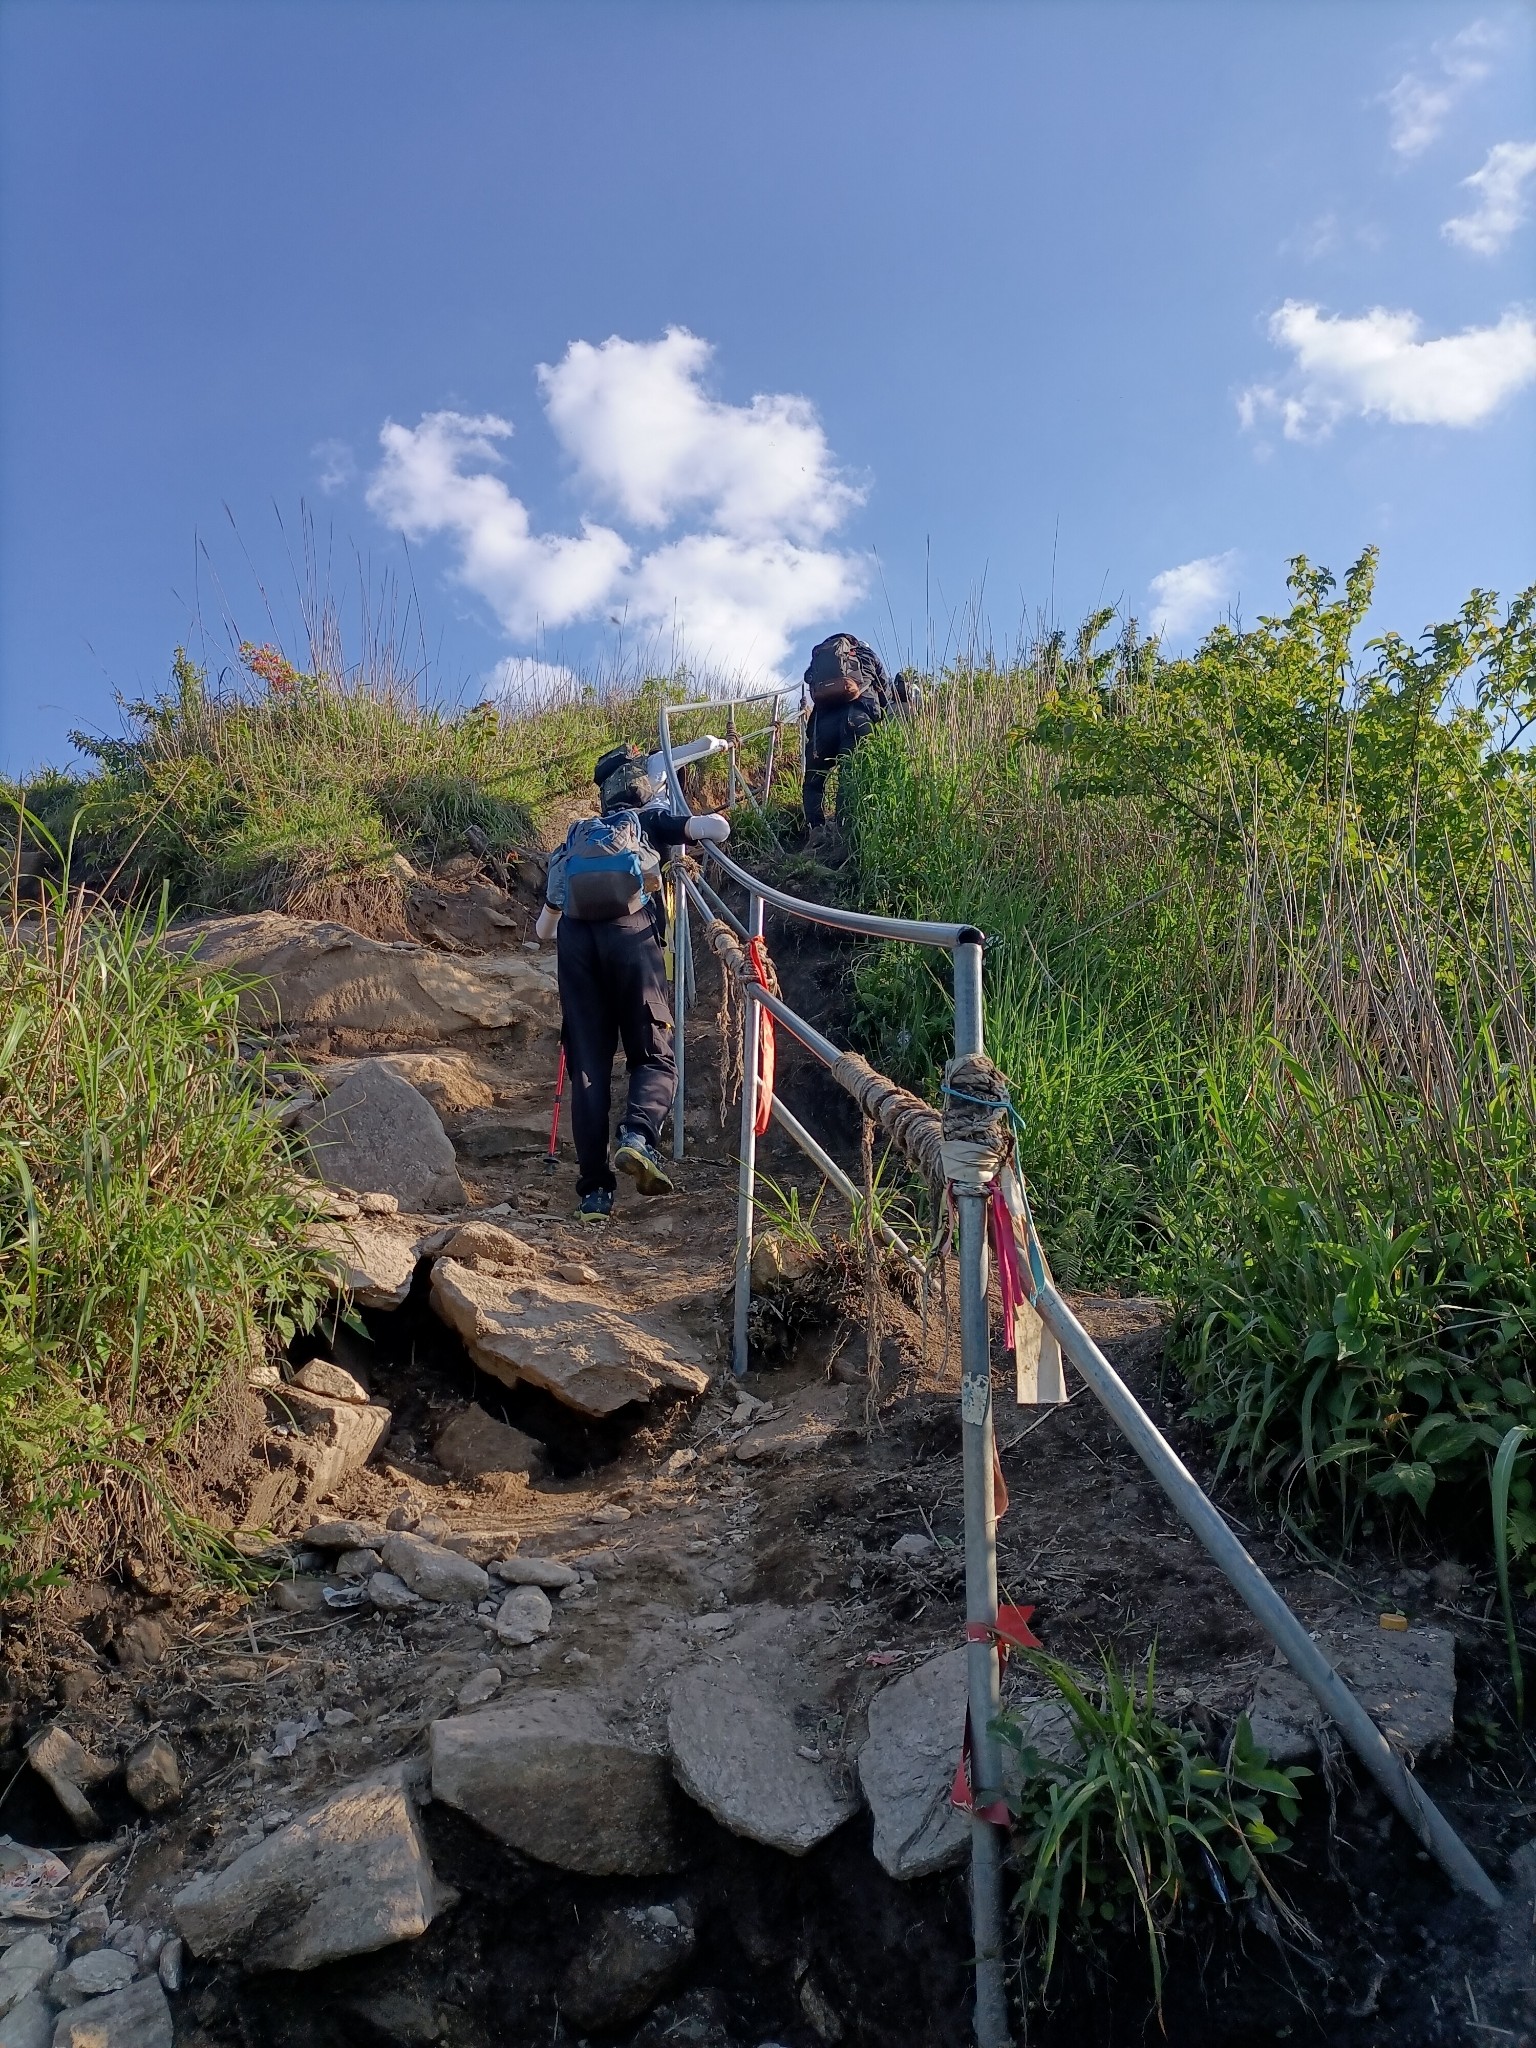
left=546, top=809, right=662, bottom=921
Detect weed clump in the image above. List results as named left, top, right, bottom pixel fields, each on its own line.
left=0, top=862, right=329, bottom=1593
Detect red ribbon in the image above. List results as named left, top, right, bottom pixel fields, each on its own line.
left=951, top=1605, right=1042, bottom=1822
left=747, top=935, right=776, bottom=1137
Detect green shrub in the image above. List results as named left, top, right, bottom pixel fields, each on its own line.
left=841, top=554, right=1536, bottom=1566
left=1001, top=1650, right=1306, bottom=2007
left=0, top=858, right=329, bottom=1592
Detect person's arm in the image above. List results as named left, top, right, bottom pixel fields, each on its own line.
left=535, top=902, right=561, bottom=941
left=639, top=806, right=731, bottom=853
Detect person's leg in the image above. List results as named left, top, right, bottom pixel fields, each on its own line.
left=802, top=757, right=830, bottom=827
left=605, top=914, right=676, bottom=1147
left=556, top=918, right=620, bottom=1196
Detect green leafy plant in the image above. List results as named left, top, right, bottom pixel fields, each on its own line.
left=1000, top=1650, right=1307, bottom=2008
left=0, top=824, right=331, bottom=1592
left=1493, top=1425, right=1535, bottom=1722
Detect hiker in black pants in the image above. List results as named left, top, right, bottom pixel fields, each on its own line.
left=536, top=744, right=730, bottom=1221
left=801, top=635, right=921, bottom=829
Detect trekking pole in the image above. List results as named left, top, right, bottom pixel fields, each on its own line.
left=545, top=1045, right=567, bottom=1173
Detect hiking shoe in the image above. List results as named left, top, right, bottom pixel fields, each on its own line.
left=613, top=1128, right=674, bottom=1197
left=576, top=1188, right=614, bottom=1223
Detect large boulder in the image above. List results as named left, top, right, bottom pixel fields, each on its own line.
left=339, top=1051, right=495, bottom=1114
left=430, top=1694, right=681, bottom=1875
left=166, top=913, right=556, bottom=1040
left=295, top=1063, right=464, bottom=1212
left=858, top=1648, right=1079, bottom=1880
left=430, top=1259, right=709, bottom=1418
left=668, top=1662, right=858, bottom=1856
left=1245, top=1622, right=1456, bottom=1766
left=172, top=1765, right=442, bottom=1971
left=258, top=1383, right=391, bottom=1516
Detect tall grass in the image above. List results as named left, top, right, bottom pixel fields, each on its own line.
left=19, top=627, right=667, bottom=933
left=0, top=852, right=330, bottom=1592
left=843, top=554, right=1536, bottom=1559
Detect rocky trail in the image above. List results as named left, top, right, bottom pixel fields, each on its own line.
left=1, top=853, right=1533, bottom=2047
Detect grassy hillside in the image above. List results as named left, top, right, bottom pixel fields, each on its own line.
left=844, top=551, right=1536, bottom=1560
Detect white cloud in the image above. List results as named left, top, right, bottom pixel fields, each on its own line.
left=366, top=332, right=867, bottom=682
left=312, top=438, right=355, bottom=494
left=1444, top=139, right=1536, bottom=255
left=1239, top=299, right=1536, bottom=438
left=1148, top=552, right=1238, bottom=639
left=1381, top=19, right=1499, bottom=158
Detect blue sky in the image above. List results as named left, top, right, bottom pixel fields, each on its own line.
left=2, top=0, right=1533, bottom=774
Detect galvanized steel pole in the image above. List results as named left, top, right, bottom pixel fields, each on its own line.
left=952, top=938, right=1012, bottom=2048
left=671, top=849, right=688, bottom=1162
left=731, top=892, right=764, bottom=1376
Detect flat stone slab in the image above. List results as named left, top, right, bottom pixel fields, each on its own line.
left=380, top=1531, right=489, bottom=1604
left=302, top=1216, right=433, bottom=1309
left=668, top=1661, right=858, bottom=1856
left=858, top=1648, right=1079, bottom=1880
left=166, top=912, right=557, bottom=1039
left=296, top=1062, right=464, bottom=1212
left=430, top=1259, right=709, bottom=1418
left=1246, top=1621, right=1456, bottom=1765
left=172, top=1765, right=442, bottom=1971
left=431, top=1694, right=680, bottom=1875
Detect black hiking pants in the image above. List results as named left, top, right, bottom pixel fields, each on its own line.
left=803, top=697, right=878, bottom=826
left=556, top=907, right=676, bottom=1196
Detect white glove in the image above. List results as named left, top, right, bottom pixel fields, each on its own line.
left=685, top=813, right=731, bottom=845
left=535, top=903, right=561, bottom=941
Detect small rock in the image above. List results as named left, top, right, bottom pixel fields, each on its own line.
left=434, top=1406, right=545, bottom=1483
left=258, top=1808, right=293, bottom=1830
left=112, top=1616, right=168, bottom=1670
left=323, top=1709, right=356, bottom=1729
left=662, top=1449, right=696, bottom=1476
left=270, top=1579, right=329, bottom=1614
left=0, top=1932, right=55, bottom=2020
left=749, top=1231, right=821, bottom=1290
left=687, top=1613, right=735, bottom=1637
left=156, top=1936, right=182, bottom=1993
left=336, top=1548, right=383, bottom=1579
left=456, top=1668, right=502, bottom=1709
left=123, top=1736, right=181, bottom=1815
left=668, top=1664, right=857, bottom=1854
left=24, top=1727, right=111, bottom=1839
left=495, top=1586, right=553, bottom=1645
left=414, top=1514, right=451, bottom=1544
left=590, top=1504, right=631, bottom=1525
left=1429, top=1558, right=1471, bottom=1602
left=53, top=1972, right=173, bottom=2046
left=442, top=1529, right=523, bottom=1564
left=431, top=1695, right=680, bottom=1874
left=55, top=1947, right=135, bottom=2004
left=356, top=1192, right=399, bottom=1216
left=172, top=1767, right=441, bottom=1972
left=554, top=1261, right=600, bottom=1286
left=492, top=1556, right=579, bottom=1590
left=367, top=1571, right=423, bottom=1613
left=558, top=1904, right=697, bottom=2033
left=380, top=1532, right=489, bottom=1605
left=291, top=1360, right=370, bottom=1404
left=303, top=1519, right=388, bottom=1552
left=582, top=1548, right=625, bottom=1580
left=890, top=1533, right=935, bottom=1562
left=385, top=1504, right=418, bottom=1531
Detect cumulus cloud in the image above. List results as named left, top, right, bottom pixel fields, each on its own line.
left=1148, top=552, right=1238, bottom=639
left=1444, top=139, right=1536, bottom=255
left=1381, top=19, right=1499, bottom=158
left=1238, top=299, right=1536, bottom=438
left=366, top=331, right=866, bottom=681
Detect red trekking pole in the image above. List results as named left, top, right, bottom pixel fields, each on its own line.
left=545, top=1045, right=567, bottom=1173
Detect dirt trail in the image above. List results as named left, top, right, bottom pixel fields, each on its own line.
left=3, top=856, right=1533, bottom=2047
